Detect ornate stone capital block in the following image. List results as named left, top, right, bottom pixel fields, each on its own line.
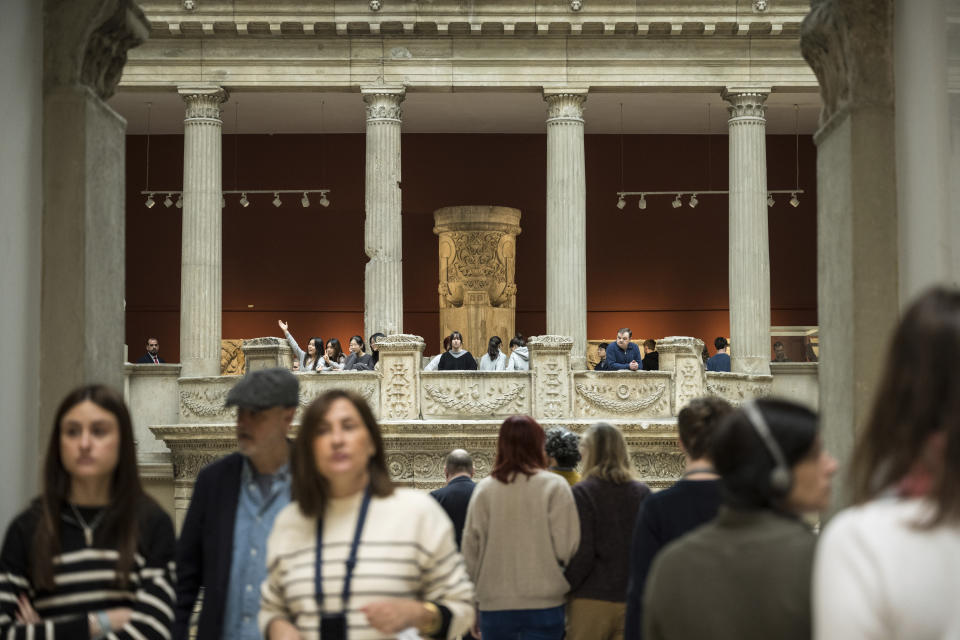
left=377, top=334, right=425, bottom=420
left=528, top=335, right=574, bottom=420
left=362, top=85, right=405, bottom=123
left=242, top=337, right=294, bottom=372
left=178, top=85, right=228, bottom=122
left=722, top=87, right=770, bottom=123
left=544, top=89, right=588, bottom=124
left=657, top=336, right=706, bottom=413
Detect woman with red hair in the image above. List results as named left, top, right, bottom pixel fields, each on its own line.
left=462, top=415, right=580, bottom=639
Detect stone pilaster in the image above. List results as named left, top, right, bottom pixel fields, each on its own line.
left=722, top=87, right=772, bottom=376
left=801, top=0, right=898, bottom=513
left=656, top=337, right=706, bottom=414
left=377, top=334, right=425, bottom=421
left=178, top=85, right=228, bottom=378
left=528, top=335, right=574, bottom=420
left=362, top=86, right=405, bottom=338
left=544, top=89, right=588, bottom=370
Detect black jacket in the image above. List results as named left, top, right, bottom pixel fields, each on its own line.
left=174, top=453, right=244, bottom=640
left=135, top=352, right=165, bottom=363
left=429, top=475, right=476, bottom=549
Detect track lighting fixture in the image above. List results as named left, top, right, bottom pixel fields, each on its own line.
left=175, top=194, right=183, bottom=209
left=790, top=192, right=800, bottom=208
left=301, top=192, right=310, bottom=208
left=616, top=196, right=626, bottom=210
left=145, top=193, right=155, bottom=209
left=612, top=189, right=804, bottom=210
left=319, top=193, right=330, bottom=208
left=689, top=194, right=699, bottom=208
left=672, top=194, right=682, bottom=209
left=272, top=192, right=282, bottom=207
left=240, top=193, right=249, bottom=207
left=767, top=193, right=775, bottom=208
left=164, top=194, right=173, bottom=208
left=638, top=194, right=647, bottom=210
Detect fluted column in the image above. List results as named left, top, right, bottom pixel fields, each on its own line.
left=544, top=89, right=588, bottom=369
left=178, top=85, right=228, bottom=378
left=723, top=87, right=771, bottom=376
left=362, top=86, right=405, bottom=337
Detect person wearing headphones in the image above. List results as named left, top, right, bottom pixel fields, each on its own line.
left=642, top=398, right=837, bottom=640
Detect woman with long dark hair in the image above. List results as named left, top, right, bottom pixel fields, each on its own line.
left=643, top=399, right=836, bottom=640
left=478, top=336, right=506, bottom=370
left=318, top=337, right=346, bottom=371
left=437, top=331, right=478, bottom=371
left=279, top=319, right=322, bottom=372
left=462, top=415, right=579, bottom=639
left=0, top=385, right=175, bottom=639
left=565, top=423, right=650, bottom=640
left=260, top=390, right=474, bottom=639
left=814, top=288, right=960, bottom=639
left=342, top=335, right=373, bottom=371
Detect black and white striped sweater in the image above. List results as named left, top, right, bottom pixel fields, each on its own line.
left=0, top=498, right=176, bottom=640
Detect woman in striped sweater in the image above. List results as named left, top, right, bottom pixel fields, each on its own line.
left=260, top=389, right=475, bottom=639
left=0, top=385, right=176, bottom=639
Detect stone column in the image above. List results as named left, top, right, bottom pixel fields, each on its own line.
left=528, top=335, right=574, bottom=420
left=894, top=0, right=958, bottom=295
left=722, top=87, right=772, bottom=376
left=377, top=334, right=425, bottom=421
left=543, top=89, right=588, bottom=370
left=801, top=0, right=899, bottom=512
left=362, top=86, right=405, bottom=338
left=178, top=85, right=228, bottom=378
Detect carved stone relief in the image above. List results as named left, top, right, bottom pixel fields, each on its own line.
left=706, top=373, right=774, bottom=406
left=384, top=361, right=414, bottom=419
left=574, top=375, right=671, bottom=418
left=631, top=451, right=686, bottom=480
left=421, top=374, right=529, bottom=418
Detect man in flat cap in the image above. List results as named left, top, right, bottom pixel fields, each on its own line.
left=174, top=368, right=299, bottom=640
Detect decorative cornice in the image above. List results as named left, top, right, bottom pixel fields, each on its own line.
left=376, top=333, right=425, bottom=352
left=544, top=89, right=588, bottom=124
left=656, top=336, right=705, bottom=356
left=800, top=0, right=894, bottom=127
left=45, top=0, right=150, bottom=100
left=527, top=335, right=574, bottom=352
left=178, top=85, right=228, bottom=121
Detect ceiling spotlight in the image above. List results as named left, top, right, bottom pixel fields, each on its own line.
left=638, top=194, right=647, bottom=210
left=319, top=193, right=330, bottom=208
left=672, top=194, right=682, bottom=209
left=689, top=193, right=699, bottom=208
left=163, top=194, right=173, bottom=208
left=790, top=192, right=800, bottom=208
left=301, top=192, right=310, bottom=208
left=767, top=193, right=775, bottom=208
left=272, top=192, right=282, bottom=208
left=145, top=193, right=155, bottom=209
left=175, top=194, right=183, bottom=209
left=240, top=193, right=249, bottom=208
left=616, top=196, right=626, bottom=210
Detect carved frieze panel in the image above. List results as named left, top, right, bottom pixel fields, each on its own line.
left=297, top=375, right=380, bottom=418
left=531, top=358, right=571, bottom=420
left=383, top=360, right=416, bottom=420
left=178, top=379, right=237, bottom=423
left=706, top=372, right=774, bottom=406
left=631, top=451, right=686, bottom=482
left=421, top=373, right=530, bottom=419
left=573, top=373, right=672, bottom=419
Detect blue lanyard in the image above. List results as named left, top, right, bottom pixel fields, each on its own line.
left=315, top=486, right=372, bottom=612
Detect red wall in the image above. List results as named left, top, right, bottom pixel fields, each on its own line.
left=125, top=133, right=817, bottom=362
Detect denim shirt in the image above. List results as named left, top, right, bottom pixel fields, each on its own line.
left=221, top=458, right=292, bottom=640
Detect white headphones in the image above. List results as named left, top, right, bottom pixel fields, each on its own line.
left=742, top=400, right=792, bottom=495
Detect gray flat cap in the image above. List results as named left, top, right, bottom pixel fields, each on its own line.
left=225, top=367, right=299, bottom=410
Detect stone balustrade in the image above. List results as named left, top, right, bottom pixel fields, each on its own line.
left=139, top=334, right=788, bottom=527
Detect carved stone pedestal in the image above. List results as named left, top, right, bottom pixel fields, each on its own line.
left=433, top=206, right=522, bottom=356
left=242, top=336, right=294, bottom=372
left=377, top=334, right=425, bottom=420
left=528, top=335, right=574, bottom=419
left=658, top=337, right=707, bottom=413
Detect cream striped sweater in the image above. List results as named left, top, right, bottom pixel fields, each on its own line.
left=259, top=489, right=475, bottom=639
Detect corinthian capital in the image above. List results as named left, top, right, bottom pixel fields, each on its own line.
left=722, top=87, right=770, bottom=123
left=800, top=0, right=894, bottom=126
left=362, top=86, right=406, bottom=123
left=544, top=89, right=588, bottom=124
left=178, top=86, right=229, bottom=122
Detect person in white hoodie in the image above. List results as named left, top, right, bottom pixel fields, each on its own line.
left=506, top=334, right=529, bottom=371
left=479, top=336, right=507, bottom=371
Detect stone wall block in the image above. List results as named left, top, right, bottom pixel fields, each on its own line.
left=657, top=337, right=707, bottom=413
left=376, top=333, right=425, bottom=420
left=528, top=335, right=574, bottom=420
left=242, top=336, right=294, bottom=373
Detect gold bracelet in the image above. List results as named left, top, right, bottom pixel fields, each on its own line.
left=419, top=601, right=442, bottom=636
